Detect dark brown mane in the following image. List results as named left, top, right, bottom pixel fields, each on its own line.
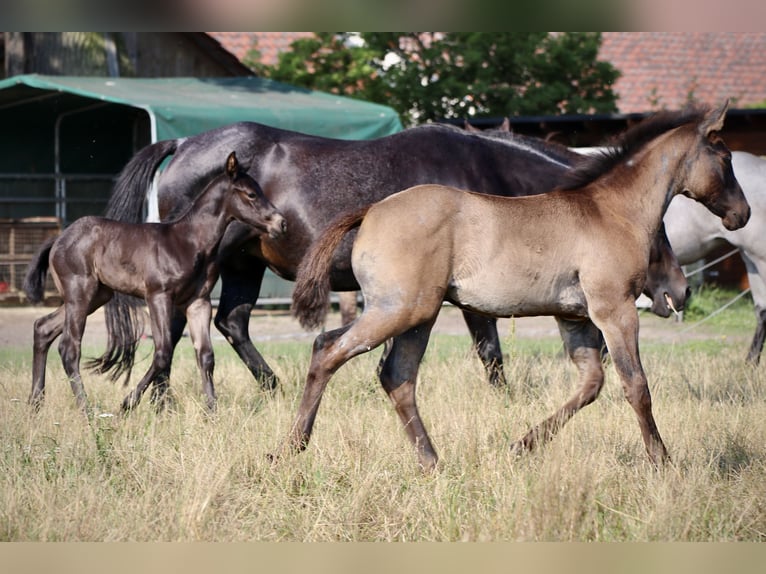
left=559, top=106, right=710, bottom=191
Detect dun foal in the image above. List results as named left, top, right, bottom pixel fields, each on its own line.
left=288, top=103, right=750, bottom=470
left=24, top=152, right=287, bottom=412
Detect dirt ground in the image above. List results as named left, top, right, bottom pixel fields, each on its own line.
left=0, top=301, right=748, bottom=351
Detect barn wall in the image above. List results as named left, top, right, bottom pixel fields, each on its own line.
left=2, top=33, right=250, bottom=79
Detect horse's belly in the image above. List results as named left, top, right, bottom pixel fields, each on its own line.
left=448, top=276, right=588, bottom=319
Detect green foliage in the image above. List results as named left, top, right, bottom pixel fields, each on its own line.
left=682, top=285, right=754, bottom=328
left=246, top=33, right=620, bottom=126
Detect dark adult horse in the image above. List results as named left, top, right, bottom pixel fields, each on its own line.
left=103, top=120, right=687, bottom=391
left=286, top=103, right=750, bottom=470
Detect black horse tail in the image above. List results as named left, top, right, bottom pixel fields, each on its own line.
left=86, top=139, right=178, bottom=385
left=104, top=138, right=179, bottom=221
left=22, top=237, right=56, bottom=304
left=292, top=205, right=371, bottom=330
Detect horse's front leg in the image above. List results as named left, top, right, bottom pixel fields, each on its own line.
left=741, top=255, right=766, bottom=364
left=214, top=258, right=278, bottom=391
left=461, top=310, right=506, bottom=387
left=29, top=306, right=66, bottom=409
left=512, top=318, right=605, bottom=453
left=149, top=307, right=186, bottom=408
left=122, top=294, right=174, bottom=412
left=186, top=298, right=216, bottom=411
left=591, top=301, right=670, bottom=466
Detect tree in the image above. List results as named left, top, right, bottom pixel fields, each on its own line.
left=247, top=33, right=620, bottom=126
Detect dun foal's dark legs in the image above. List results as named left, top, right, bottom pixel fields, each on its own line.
left=461, top=311, right=507, bottom=387
left=378, top=322, right=438, bottom=471
left=281, top=323, right=354, bottom=455
left=592, top=303, right=670, bottom=465
left=512, top=318, right=605, bottom=453
left=214, top=262, right=278, bottom=391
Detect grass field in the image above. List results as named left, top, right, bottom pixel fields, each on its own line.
left=1, top=293, right=765, bottom=541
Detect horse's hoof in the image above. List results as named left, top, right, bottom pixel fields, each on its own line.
left=509, top=440, right=531, bottom=458
left=28, top=396, right=44, bottom=412
left=121, top=395, right=138, bottom=412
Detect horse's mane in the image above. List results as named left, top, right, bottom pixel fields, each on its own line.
left=559, top=106, right=710, bottom=191
left=484, top=130, right=582, bottom=165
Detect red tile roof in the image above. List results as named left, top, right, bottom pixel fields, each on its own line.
left=599, top=32, right=766, bottom=113
left=208, top=32, right=313, bottom=66
left=209, top=33, right=766, bottom=114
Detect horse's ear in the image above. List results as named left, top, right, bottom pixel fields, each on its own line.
left=226, top=151, right=238, bottom=179
left=500, top=117, right=511, bottom=132
left=464, top=120, right=479, bottom=132
left=700, top=100, right=729, bottom=136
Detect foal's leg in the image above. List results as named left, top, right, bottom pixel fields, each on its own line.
left=378, top=321, right=438, bottom=471
left=149, top=307, right=186, bottom=406
left=185, top=298, right=217, bottom=411
left=278, top=308, right=407, bottom=459
left=29, top=306, right=66, bottom=409
left=461, top=310, right=506, bottom=387
left=121, top=294, right=174, bottom=412
left=214, top=260, right=278, bottom=391
left=590, top=302, right=670, bottom=465
left=512, top=318, right=605, bottom=453
left=58, top=297, right=98, bottom=410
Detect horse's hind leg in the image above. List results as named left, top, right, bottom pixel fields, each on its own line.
left=58, top=301, right=93, bottom=410
left=378, top=321, right=438, bottom=471
left=461, top=310, right=506, bottom=387
left=278, top=308, right=406, bottom=459
left=512, top=318, right=605, bottom=453
left=122, top=294, right=174, bottom=412
left=29, top=306, right=66, bottom=409
left=186, top=298, right=216, bottom=411
left=214, top=260, right=278, bottom=391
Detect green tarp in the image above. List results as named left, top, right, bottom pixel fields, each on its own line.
left=0, top=74, right=403, bottom=141
left=0, top=75, right=402, bottom=300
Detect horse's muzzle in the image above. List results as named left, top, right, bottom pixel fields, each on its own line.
left=268, top=214, right=288, bottom=239
left=722, top=204, right=751, bottom=231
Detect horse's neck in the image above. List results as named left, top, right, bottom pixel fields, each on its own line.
left=605, top=129, right=694, bottom=237
left=172, top=187, right=230, bottom=254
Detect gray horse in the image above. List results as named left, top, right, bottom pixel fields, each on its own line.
left=664, top=151, right=766, bottom=363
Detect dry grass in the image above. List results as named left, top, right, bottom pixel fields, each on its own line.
left=1, top=323, right=765, bottom=541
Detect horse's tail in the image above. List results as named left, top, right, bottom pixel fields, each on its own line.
left=103, top=138, right=179, bottom=221
left=86, top=139, right=178, bottom=385
left=292, top=205, right=371, bottom=330
left=22, top=237, right=56, bottom=304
